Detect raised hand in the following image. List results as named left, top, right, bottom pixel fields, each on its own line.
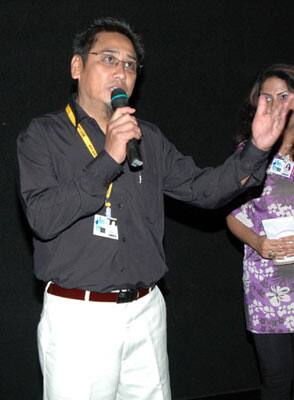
left=252, top=92, right=294, bottom=151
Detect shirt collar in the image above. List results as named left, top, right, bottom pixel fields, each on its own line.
left=68, top=95, right=90, bottom=127
left=68, top=94, right=143, bottom=137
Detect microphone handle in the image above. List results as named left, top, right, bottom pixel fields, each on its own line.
left=127, top=139, right=143, bottom=168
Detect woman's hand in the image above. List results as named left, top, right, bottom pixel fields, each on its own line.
left=255, top=235, right=294, bottom=260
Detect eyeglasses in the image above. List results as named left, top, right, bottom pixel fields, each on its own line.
left=88, top=51, right=142, bottom=74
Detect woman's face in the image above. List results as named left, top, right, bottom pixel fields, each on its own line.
left=260, top=76, right=289, bottom=111
left=261, top=76, right=294, bottom=145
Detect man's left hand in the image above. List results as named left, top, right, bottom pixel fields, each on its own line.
left=251, top=93, right=294, bottom=151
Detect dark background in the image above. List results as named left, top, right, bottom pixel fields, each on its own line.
left=1, top=1, right=293, bottom=399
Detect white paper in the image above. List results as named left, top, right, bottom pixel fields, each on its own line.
left=262, top=216, right=294, bottom=265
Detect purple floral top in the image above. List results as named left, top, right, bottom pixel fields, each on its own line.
left=232, top=153, right=294, bottom=333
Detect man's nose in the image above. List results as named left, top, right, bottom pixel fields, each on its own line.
left=113, top=61, right=127, bottom=80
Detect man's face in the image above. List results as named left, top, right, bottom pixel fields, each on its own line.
left=71, top=31, right=137, bottom=109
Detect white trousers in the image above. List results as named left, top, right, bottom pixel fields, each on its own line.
left=38, top=285, right=171, bottom=400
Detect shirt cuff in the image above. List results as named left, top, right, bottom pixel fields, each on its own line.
left=239, top=139, right=270, bottom=180
left=81, top=150, right=123, bottom=194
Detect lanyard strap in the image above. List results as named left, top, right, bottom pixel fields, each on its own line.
left=65, top=103, right=113, bottom=208
left=65, top=104, right=98, bottom=158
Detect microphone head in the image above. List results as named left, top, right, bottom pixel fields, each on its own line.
left=111, top=88, right=129, bottom=109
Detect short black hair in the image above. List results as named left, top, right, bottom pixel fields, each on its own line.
left=72, top=17, right=144, bottom=66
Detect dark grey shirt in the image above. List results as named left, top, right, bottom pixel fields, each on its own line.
left=17, top=101, right=269, bottom=292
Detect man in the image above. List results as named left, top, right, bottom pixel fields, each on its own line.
left=17, top=17, right=293, bottom=400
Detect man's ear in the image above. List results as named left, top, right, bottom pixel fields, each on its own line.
left=71, top=55, right=83, bottom=80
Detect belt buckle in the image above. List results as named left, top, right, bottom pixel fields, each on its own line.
left=117, top=289, right=137, bottom=303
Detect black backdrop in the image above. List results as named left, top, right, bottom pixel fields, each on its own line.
left=1, top=1, right=294, bottom=399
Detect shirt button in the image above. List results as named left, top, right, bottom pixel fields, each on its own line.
left=118, top=203, right=124, bottom=209
left=122, top=237, right=126, bottom=242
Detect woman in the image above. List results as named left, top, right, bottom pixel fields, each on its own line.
left=227, top=64, right=294, bottom=400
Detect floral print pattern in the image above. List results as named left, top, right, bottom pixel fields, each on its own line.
left=232, top=154, right=294, bottom=333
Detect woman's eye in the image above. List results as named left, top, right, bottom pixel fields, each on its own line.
left=265, top=96, right=272, bottom=103
left=125, top=61, right=134, bottom=69
left=279, top=92, right=289, bottom=101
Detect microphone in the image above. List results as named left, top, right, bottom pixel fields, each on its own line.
left=111, top=88, right=143, bottom=169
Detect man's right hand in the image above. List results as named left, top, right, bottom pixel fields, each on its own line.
left=104, top=107, right=141, bottom=164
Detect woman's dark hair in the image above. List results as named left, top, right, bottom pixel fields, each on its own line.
left=237, top=64, right=294, bottom=144
left=72, top=17, right=144, bottom=66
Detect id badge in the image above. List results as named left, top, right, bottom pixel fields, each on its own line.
left=269, top=157, right=294, bottom=178
left=93, top=214, right=119, bottom=240
left=281, top=160, right=294, bottom=178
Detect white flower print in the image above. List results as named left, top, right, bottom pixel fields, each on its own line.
left=277, top=305, right=287, bottom=317
left=246, top=261, right=265, bottom=281
left=262, top=185, right=272, bottom=196
left=278, top=303, right=294, bottom=317
left=246, top=261, right=255, bottom=274
left=266, top=286, right=291, bottom=307
left=253, top=315, right=260, bottom=326
left=243, top=271, right=250, bottom=294
left=254, top=268, right=265, bottom=282
left=264, top=266, right=274, bottom=278
left=284, top=316, right=294, bottom=331
left=260, top=259, right=268, bottom=267
left=268, top=203, right=293, bottom=217
left=263, top=305, right=275, bottom=319
left=249, top=300, right=263, bottom=315
left=287, top=303, right=294, bottom=314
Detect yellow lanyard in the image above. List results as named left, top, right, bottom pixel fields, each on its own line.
left=65, top=103, right=113, bottom=210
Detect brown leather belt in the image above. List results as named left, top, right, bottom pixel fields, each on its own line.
left=47, top=282, right=154, bottom=303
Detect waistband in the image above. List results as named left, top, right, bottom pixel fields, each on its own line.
left=47, top=282, right=154, bottom=304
